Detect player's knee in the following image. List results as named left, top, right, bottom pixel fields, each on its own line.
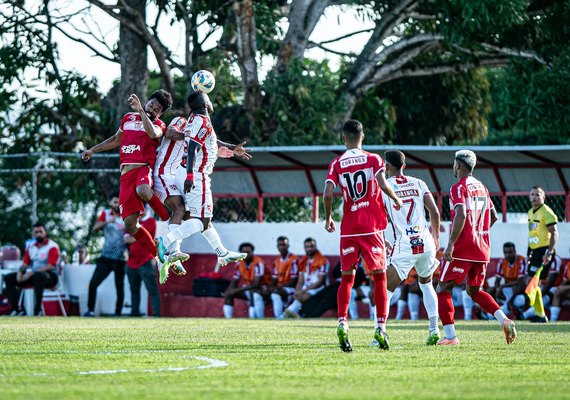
left=136, top=185, right=152, bottom=201
left=466, top=285, right=479, bottom=297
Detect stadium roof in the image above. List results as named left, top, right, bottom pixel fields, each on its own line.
left=213, top=145, right=570, bottom=197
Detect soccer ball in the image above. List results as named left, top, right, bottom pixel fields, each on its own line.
left=191, top=70, right=215, bottom=94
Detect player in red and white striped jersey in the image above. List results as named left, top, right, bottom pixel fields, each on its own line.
left=382, top=150, right=441, bottom=345
left=155, top=92, right=251, bottom=281
left=324, top=119, right=402, bottom=352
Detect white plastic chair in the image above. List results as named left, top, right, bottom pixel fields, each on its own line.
left=18, top=267, right=67, bottom=317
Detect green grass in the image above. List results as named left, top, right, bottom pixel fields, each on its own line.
left=1, top=318, right=569, bottom=399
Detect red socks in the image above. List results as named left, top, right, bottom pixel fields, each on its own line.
left=337, top=274, right=355, bottom=320
left=134, top=227, right=157, bottom=257
left=372, top=273, right=388, bottom=323
left=147, top=194, right=170, bottom=221
left=437, top=291, right=455, bottom=326
left=470, top=289, right=500, bottom=315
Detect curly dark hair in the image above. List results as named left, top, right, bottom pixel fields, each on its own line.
left=149, top=89, right=173, bottom=113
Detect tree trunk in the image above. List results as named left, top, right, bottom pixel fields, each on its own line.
left=114, top=0, right=148, bottom=128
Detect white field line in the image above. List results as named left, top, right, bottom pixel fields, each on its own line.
left=3, top=356, right=228, bottom=377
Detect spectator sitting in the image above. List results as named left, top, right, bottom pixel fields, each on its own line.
left=283, top=238, right=329, bottom=318
left=72, top=244, right=90, bottom=265
left=550, top=258, right=570, bottom=321
left=223, top=243, right=271, bottom=318
left=269, top=236, right=299, bottom=319
left=493, top=242, right=527, bottom=318
left=301, top=259, right=366, bottom=318
left=84, top=192, right=127, bottom=317
left=124, top=209, right=161, bottom=317
left=5, top=222, right=60, bottom=316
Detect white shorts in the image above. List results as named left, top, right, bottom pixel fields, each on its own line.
left=154, top=168, right=185, bottom=203
left=305, top=286, right=325, bottom=296
left=185, top=172, right=213, bottom=218
left=388, top=248, right=439, bottom=282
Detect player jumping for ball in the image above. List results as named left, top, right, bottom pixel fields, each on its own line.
left=155, top=92, right=250, bottom=282
left=324, top=120, right=402, bottom=352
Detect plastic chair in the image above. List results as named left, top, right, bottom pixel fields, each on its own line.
left=18, top=267, right=67, bottom=317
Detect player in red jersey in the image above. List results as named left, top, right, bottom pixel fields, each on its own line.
left=324, top=119, right=402, bottom=352
left=437, top=150, right=516, bottom=345
left=82, top=90, right=174, bottom=261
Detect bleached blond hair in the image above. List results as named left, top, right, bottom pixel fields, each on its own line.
left=455, top=150, right=477, bottom=171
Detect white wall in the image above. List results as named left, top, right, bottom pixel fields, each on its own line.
left=157, top=221, right=570, bottom=258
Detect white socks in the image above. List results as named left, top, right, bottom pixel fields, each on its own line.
left=396, top=300, right=407, bottom=320
left=372, top=306, right=378, bottom=329
left=348, top=289, right=359, bottom=319
left=494, top=309, right=508, bottom=326
left=167, top=224, right=182, bottom=253
left=287, top=300, right=302, bottom=314
left=165, top=218, right=204, bottom=247
left=271, top=293, right=284, bottom=319
left=462, top=290, right=473, bottom=320
left=551, top=306, right=561, bottom=321
left=223, top=304, right=233, bottom=319
left=202, top=226, right=229, bottom=257
left=443, top=324, right=456, bottom=339
left=253, top=292, right=265, bottom=318
left=408, top=293, right=420, bottom=320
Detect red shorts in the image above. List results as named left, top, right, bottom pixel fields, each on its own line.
left=119, top=166, right=153, bottom=218
left=340, top=232, right=385, bottom=272
left=439, top=259, right=487, bottom=287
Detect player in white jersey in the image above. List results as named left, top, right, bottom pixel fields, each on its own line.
left=155, top=92, right=251, bottom=283
left=383, top=150, right=441, bottom=345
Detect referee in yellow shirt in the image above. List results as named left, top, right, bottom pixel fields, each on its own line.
left=526, top=186, right=559, bottom=322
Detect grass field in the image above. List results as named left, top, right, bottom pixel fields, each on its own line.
left=1, top=318, right=569, bottom=399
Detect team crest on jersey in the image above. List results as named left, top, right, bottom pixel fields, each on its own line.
left=169, top=185, right=178, bottom=191
left=121, top=144, right=141, bottom=154
left=197, top=127, right=208, bottom=140
left=342, top=246, right=355, bottom=256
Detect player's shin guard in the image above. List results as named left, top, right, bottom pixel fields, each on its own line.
left=337, top=274, right=355, bottom=320
left=372, top=272, right=388, bottom=330
left=134, top=227, right=157, bottom=257
left=437, top=291, right=455, bottom=326
left=165, top=218, right=204, bottom=246
left=147, top=194, right=170, bottom=221
left=271, top=293, right=284, bottom=319
left=202, top=226, right=229, bottom=257
left=168, top=224, right=182, bottom=253
left=253, top=292, right=265, bottom=319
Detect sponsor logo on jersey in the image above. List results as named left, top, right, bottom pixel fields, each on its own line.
left=396, top=189, right=419, bottom=197
left=121, top=144, right=141, bottom=154
left=350, top=201, right=369, bottom=212
left=340, top=155, right=367, bottom=169
left=529, top=236, right=539, bottom=245
left=169, top=185, right=178, bottom=191
left=406, top=226, right=421, bottom=235
left=342, top=246, right=355, bottom=256
left=371, top=246, right=383, bottom=254
left=452, top=267, right=464, bottom=273
left=197, top=127, right=208, bottom=140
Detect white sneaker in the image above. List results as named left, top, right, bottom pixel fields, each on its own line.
left=218, top=250, right=247, bottom=267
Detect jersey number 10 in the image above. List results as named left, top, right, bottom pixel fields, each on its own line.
left=342, top=171, right=368, bottom=202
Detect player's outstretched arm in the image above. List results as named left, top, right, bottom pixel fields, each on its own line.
left=216, top=140, right=252, bottom=160
left=129, top=93, right=163, bottom=140
left=323, top=181, right=336, bottom=232
left=165, top=126, right=184, bottom=141
left=377, top=172, right=403, bottom=210
left=424, top=192, right=441, bottom=249
left=444, top=204, right=466, bottom=262
left=82, top=129, right=123, bottom=162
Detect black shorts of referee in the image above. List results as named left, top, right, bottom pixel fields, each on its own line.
left=526, top=246, right=553, bottom=280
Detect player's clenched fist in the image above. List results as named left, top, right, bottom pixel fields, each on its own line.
left=128, top=93, right=142, bottom=111
left=184, top=178, right=195, bottom=194
left=393, top=197, right=403, bottom=210
left=325, top=217, right=336, bottom=233
left=82, top=149, right=94, bottom=162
